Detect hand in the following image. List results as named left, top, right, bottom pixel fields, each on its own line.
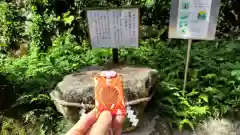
left=66, top=109, right=125, bottom=135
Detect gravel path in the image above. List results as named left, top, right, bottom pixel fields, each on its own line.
left=122, top=110, right=240, bottom=135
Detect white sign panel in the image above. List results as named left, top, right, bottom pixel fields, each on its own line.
left=86, top=8, right=139, bottom=48
left=177, top=0, right=212, bottom=38
left=169, top=0, right=221, bottom=40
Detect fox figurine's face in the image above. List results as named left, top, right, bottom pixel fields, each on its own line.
left=94, top=71, right=126, bottom=118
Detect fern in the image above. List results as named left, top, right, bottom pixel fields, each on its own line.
left=179, top=119, right=194, bottom=132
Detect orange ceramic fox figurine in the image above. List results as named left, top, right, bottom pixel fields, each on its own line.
left=94, top=71, right=126, bottom=118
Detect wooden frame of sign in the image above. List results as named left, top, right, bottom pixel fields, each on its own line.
left=85, top=6, right=140, bottom=63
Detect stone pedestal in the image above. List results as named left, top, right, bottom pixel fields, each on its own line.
left=50, top=66, right=159, bottom=132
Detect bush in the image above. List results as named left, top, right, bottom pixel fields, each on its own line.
left=0, top=30, right=112, bottom=134
left=123, top=40, right=240, bottom=130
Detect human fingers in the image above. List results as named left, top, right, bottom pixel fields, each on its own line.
left=84, top=123, right=94, bottom=135
left=66, top=109, right=97, bottom=135
left=112, top=115, right=126, bottom=135
left=88, top=111, right=112, bottom=135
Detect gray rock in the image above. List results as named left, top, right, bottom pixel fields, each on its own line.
left=50, top=66, right=159, bottom=131
left=122, top=113, right=240, bottom=135
left=122, top=109, right=172, bottom=135
left=194, top=118, right=240, bottom=135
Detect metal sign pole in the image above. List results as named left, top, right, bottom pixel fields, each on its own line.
left=183, top=39, right=192, bottom=90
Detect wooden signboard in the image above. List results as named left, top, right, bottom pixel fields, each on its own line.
left=86, top=7, right=140, bottom=48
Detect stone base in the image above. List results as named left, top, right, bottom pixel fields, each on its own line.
left=50, top=66, right=159, bottom=132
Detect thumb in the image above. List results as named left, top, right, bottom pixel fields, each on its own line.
left=90, top=111, right=112, bottom=135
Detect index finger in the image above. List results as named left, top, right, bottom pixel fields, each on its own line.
left=66, top=109, right=97, bottom=135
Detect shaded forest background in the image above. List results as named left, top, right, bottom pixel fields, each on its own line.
left=0, top=0, right=240, bottom=134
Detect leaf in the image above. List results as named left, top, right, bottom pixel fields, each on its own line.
left=161, top=96, right=174, bottom=104
left=64, top=15, right=74, bottom=25
left=63, top=11, right=71, bottom=18
left=219, top=77, right=227, bottom=82
left=231, top=70, right=240, bottom=76
left=204, top=87, right=218, bottom=94
left=213, top=92, right=225, bottom=100
left=173, top=92, right=180, bottom=97
left=76, top=16, right=81, bottom=20
left=179, top=119, right=194, bottom=132
left=157, top=27, right=168, bottom=37
left=202, top=73, right=217, bottom=79
left=74, top=46, right=81, bottom=50
left=189, top=106, right=208, bottom=115
left=175, top=111, right=187, bottom=117
left=190, top=69, right=199, bottom=79
left=180, top=97, right=190, bottom=107
left=228, top=80, right=235, bottom=85
left=187, top=89, right=199, bottom=97
left=0, top=43, right=7, bottom=46
left=49, top=57, right=55, bottom=65
left=31, top=6, right=37, bottom=11
left=227, top=42, right=240, bottom=49
left=199, top=94, right=208, bottom=102
left=145, top=0, right=155, bottom=7
left=219, top=105, right=228, bottom=116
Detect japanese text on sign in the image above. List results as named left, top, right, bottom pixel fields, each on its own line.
left=86, top=8, right=139, bottom=48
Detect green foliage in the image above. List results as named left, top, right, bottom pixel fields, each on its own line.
left=140, top=40, right=240, bottom=130
left=0, top=29, right=112, bottom=134
left=119, top=39, right=240, bottom=130
left=0, top=0, right=240, bottom=134
left=0, top=2, right=25, bottom=48
left=1, top=117, right=41, bottom=135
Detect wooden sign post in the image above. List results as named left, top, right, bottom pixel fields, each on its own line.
left=169, top=0, right=221, bottom=90
left=86, top=7, right=140, bottom=64
left=112, top=48, right=119, bottom=63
